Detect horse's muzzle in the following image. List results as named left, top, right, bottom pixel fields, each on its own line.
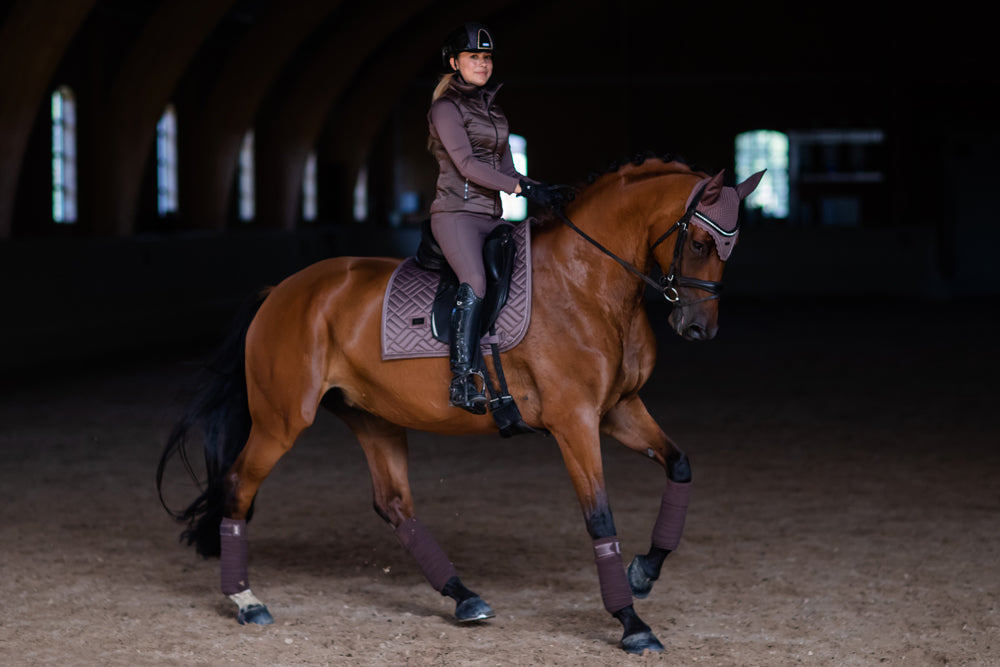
left=669, top=307, right=718, bottom=341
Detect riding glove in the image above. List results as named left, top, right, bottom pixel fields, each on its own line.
left=519, top=179, right=574, bottom=209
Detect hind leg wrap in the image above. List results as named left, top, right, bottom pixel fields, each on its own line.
left=220, top=518, right=250, bottom=595
left=220, top=518, right=274, bottom=625
left=395, top=517, right=458, bottom=592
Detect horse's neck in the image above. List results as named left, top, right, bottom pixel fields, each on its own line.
left=535, top=167, right=695, bottom=316
left=558, top=171, right=689, bottom=272
left=534, top=195, right=650, bottom=317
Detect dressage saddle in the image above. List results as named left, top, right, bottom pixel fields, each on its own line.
left=414, top=219, right=516, bottom=345
left=414, top=219, right=540, bottom=438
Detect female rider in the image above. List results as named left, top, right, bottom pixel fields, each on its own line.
left=428, top=22, right=565, bottom=413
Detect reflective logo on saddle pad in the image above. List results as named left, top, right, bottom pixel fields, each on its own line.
left=380, top=221, right=533, bottom=361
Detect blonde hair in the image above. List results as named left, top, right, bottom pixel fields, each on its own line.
left=432, top=73, right=454, bottom=103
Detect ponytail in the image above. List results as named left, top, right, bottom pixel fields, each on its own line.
left=432, top=73, right=454, bottom=102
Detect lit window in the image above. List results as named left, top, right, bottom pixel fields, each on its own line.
left=501, top=134, right=527, bottom=222
left=735, top=130, right=788, bottom=218
left=353, top=165, right=368, bottom=222
left=302, top=150, right=317, bottom=221
left=157, top=105, right=179, bottom=216
left=238, top=130, right=255, bottom=221
left=51, top=86, right=78, bottom=223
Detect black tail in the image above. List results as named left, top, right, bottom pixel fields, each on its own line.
left=156, top=289, right=269, bottom=557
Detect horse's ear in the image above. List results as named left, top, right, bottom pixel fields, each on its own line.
left=700, top=170, right=726, bottom=205
left=736, top=170, right=766, bottom=201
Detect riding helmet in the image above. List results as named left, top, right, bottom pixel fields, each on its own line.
left=441, top=22, right=495, bottom=70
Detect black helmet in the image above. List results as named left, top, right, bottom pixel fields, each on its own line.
left=441, top=22, right=495, bottom=70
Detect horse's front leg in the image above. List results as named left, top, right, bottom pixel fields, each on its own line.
left=551, top=412, right=664, bottom=654
left=600, top=395, right=692, bottom=599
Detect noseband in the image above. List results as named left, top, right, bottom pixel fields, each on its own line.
left=555, top=184, right=725, bottom=307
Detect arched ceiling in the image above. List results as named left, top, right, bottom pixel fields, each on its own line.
left=0, top=0, right=990, bottom=238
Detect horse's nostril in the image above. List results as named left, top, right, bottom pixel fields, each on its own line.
left=685, top=324, right=706, bottom=341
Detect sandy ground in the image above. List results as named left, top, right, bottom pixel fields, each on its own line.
left=1, top=297, right=998, bottom=666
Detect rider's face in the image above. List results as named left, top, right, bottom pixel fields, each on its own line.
left=451, top=51, right=493, bottom=87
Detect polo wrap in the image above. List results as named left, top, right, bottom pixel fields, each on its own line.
left=220, top=518, right=250, bottom=595
left=395, top=517, right=458, bottom=592
left=651, top=479, right=692, bottom=551
left=592, top=536, right=632, bottom=613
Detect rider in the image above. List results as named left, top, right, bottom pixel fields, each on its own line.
left=428, top=21, right=567, bottom=414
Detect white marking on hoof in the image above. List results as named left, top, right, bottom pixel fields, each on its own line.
left=228, top=588, right=265, bottom=612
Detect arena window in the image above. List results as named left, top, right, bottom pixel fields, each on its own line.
left=735, top=130, right=788, bottom=219
left=51, top=86, right=78, bottom=223
left=302, top=150, right=317, bottom=221
left=501, top=134, right=527, bottom=222
left=156, top=105, right=179, bottom=216
left=238, top=130, right=255, bottom=221
left=353, top=165, right=368, bottom=222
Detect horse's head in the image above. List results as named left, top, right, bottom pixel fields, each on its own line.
left=661, top=169, right=765, bottom=341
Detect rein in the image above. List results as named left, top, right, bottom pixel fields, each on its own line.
left=554, top=184, right=724, bottom=307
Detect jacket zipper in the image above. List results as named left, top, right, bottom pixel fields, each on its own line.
left=487, top=91, right=500, bottom=215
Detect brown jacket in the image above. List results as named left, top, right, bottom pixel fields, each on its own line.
left=428, top=78, right=521, bottom=216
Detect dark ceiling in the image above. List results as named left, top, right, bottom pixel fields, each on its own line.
left=0, top=0, right=993, bottom=238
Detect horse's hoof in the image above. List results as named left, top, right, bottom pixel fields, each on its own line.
left=237, top=604, right=274, bottom=626
left=455, top=596, right=495, bottom=622
left=627, top=555, right=654, bottom=599
left=621, top=629, right=664, bottom=654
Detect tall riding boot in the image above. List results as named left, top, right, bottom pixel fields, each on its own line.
left=449, top=283, right=487, bottom=414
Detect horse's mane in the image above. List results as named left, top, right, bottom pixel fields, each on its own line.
left=531, top=151, right=715, bottom=227
left=579, top=150, right=712, bottom=189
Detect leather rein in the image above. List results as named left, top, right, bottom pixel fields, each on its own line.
left=554, top=184, right=725, bottom=307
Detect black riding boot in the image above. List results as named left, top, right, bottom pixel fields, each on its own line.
left=449, top=283, right=487, bottom=414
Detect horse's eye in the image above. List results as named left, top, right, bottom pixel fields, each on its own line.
left=691, top=240, right=706, bottom=254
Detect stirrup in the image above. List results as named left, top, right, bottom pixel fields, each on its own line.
left=449, top=372, right=487, bottom=415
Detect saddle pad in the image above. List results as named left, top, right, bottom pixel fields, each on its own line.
left=381, top=221, right=532, bottom=360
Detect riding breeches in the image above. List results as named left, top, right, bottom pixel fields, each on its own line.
left=431, top=211, right=508, bottom=298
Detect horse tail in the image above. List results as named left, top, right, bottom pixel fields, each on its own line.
left=156, top=288, right=270, bottom=557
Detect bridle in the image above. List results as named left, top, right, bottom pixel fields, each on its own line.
left=554, top=184, right=729, bottom=307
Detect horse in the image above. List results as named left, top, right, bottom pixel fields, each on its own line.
left=157, top=154, right=764, bottom=654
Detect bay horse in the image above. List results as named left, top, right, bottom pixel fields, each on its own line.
left=157, top=154, right=764, bottom=654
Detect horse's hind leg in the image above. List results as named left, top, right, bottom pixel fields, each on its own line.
left=219, top=421, right=310, bottom=625
left=600, top=395, right=692, bottom=599
left=335, top=405, right=495, bottom=622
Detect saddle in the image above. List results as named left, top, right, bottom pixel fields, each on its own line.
left=415, top=219, right=516, bottom=344
left=410, top=219, right=541, bottom=438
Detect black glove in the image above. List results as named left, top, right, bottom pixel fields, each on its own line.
left=519, top=179, right=574, bottom=209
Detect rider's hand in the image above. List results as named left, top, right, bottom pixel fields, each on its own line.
left=519, top=179, right=575, bottom=209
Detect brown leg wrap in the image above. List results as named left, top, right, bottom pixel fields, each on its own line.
left=651, top=480, right=692, bottom=551
left=395, top=517, right=458, bottom=592
left=593, top=536, right=632, bottom=613
left=220, top=518, right=250, bottom=595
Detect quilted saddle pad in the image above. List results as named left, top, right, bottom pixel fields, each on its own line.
left=381, top=221, right=532, bottom=361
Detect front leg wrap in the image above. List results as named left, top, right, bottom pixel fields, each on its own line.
left=652, top=479, right=691, bottom=550
left=593, top=536, right=632, bottom=613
